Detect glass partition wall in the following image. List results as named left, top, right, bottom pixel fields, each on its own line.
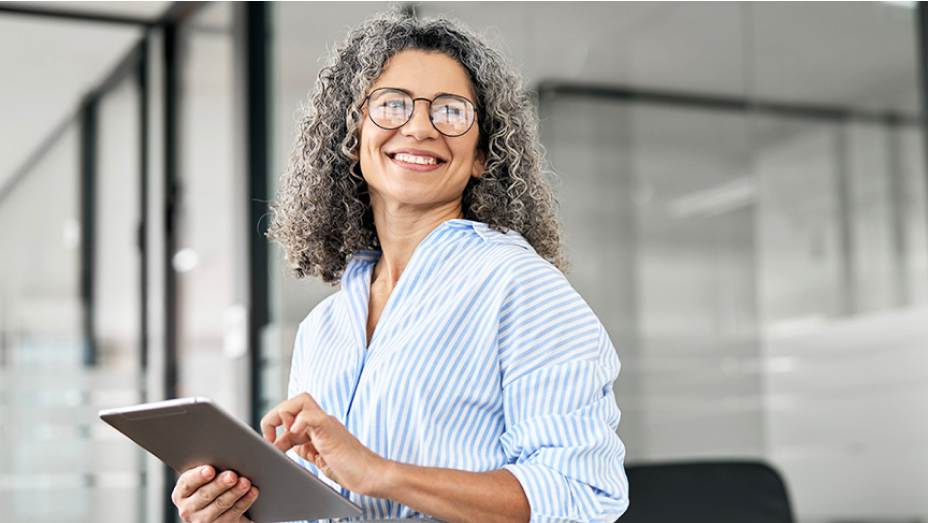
left=266, top=3, right=928, bottom=523
left=751, top=5, right=928, bottom=523
left=0, top=121, right=88, bottom=522
left=0, top=63, right=147, bottom=523
left=173, top=1, right=251, bottom=421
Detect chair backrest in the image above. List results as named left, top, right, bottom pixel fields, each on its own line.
left=619, top=461, right=793, bottom=523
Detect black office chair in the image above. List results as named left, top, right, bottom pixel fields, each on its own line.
left=619, top=460, right=794, bottom=523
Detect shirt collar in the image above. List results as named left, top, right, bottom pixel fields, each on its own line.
left=346, top=218, right=535, bottom=275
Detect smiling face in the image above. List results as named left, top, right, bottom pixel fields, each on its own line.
left=359, top=50, right=485, bottom=218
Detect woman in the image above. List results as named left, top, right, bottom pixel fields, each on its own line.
left=171, top=12, right=628, bottom=523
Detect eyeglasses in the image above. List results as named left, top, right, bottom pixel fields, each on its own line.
left=363, top=87, right=477, bottom=138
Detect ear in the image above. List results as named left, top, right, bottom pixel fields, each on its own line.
left=472, top=149, right=486, bottom=178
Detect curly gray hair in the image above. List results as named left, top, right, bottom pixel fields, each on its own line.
left=268, top=11, right=567, bottom=283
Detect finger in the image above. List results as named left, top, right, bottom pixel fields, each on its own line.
left=172, top=466, right=215, bottom=502
left=217, top=486, right=259, bottom=523
left=189, top=470, right=240, bottom=513
left=272, top=428, right=307, bottom=453
left=302, top=440, right=319, bottom=458
left=260, top=393, right=314, bottom=442
left=260, top=409, right=283, bottom=442
left=290, top=407, right=328, bottom=436
left=206, top=476, right=253, bottom=522
left=296, top=440, right=319, bottom=462
left=295, top=392, right=322, bottom=412
left=280, top=409, right=296, bottom=432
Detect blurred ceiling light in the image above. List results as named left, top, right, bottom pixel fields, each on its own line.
left=765, top=356, right=800, bottom=373
left=768, top=314, right=828, bottom=337
left=62, top=218, right=80, bottom=250
left=172, top=247, right=199, bottom=273
left=882, top=1, right=917, bottom=8
left=669, top=177, right=757, bottom=219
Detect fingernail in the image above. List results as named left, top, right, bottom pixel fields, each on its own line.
left=201, top=467, right=213, bottom=479
left=224, top=472, right=236, bottom=485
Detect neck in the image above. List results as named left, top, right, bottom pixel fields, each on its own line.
left=370, top=200, right=465, bottom=286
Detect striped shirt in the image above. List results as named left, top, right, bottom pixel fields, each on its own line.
left=288, top=219, right=629, bottom=523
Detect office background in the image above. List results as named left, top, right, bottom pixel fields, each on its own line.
left=1, top=1, right=926, bottom=522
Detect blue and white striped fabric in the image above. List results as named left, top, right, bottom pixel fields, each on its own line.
left=287, top=219, right=629, bottom=523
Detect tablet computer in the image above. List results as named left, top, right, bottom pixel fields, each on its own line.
left=99, top=397, right=363, bottom=523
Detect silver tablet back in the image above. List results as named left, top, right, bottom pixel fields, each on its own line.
left=99, top=397, right=363, bottom=523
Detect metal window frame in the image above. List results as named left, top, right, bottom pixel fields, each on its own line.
left=244, top=2, right=271, bottom=429
left=919, top=3, right=928, bottom=259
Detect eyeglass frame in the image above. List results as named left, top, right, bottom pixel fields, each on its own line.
left=361, top=87, right=478, bottom=138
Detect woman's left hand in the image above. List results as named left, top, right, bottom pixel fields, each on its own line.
left=260, top=393, right=389, bottom=497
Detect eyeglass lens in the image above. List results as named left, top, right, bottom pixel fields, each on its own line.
left=368, top=89, right=475, bottom=137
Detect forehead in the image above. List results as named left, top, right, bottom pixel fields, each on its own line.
left=372, top=49, right=475, bottom=100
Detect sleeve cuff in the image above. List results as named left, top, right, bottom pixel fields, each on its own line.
left=504, top=463, right=616, bottom=523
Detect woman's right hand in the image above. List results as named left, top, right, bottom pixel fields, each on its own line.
left=171, top=465, right=259, bottom=523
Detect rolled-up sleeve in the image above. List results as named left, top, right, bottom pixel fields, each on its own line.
left=498, top=262, right=629, bottom=523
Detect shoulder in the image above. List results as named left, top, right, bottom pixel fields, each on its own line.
left=445, top=221, right=579, bottom=323
left=445, top=219, right=560, bottom=280
left=446, top=219, right=534, bottom=252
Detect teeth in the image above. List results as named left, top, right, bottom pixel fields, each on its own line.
left=395, top=153, right=438, bottom=165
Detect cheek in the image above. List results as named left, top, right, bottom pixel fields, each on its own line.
left=358, top=127, right=378, bottom=167
left=360, top=123, right=389, bottom=157
left=458, top=139, right=484, bottom=178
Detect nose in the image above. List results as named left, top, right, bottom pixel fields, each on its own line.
left=400, top=99, right=439, bottom=140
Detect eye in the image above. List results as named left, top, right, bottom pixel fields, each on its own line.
left=369, top=90, right=413, bottom=126
left=432, top=101, right=469, bottom=124
left=379, top=97, right=410, bottom=110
